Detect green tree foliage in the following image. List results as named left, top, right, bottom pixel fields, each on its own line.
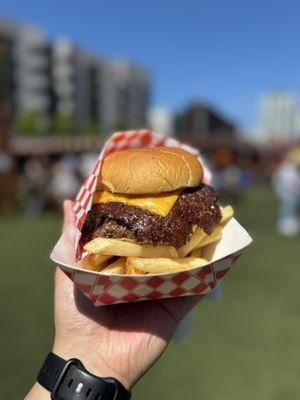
left=84, top=119, right=99, bottom=135
left=14, top=110, right=40, bottom=134
left=52, top=114, right=74, bottom=135
left=115, top=118, right=128, bottom=131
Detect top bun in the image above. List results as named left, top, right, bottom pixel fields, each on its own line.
left=100, top=147, right=203, bottom=194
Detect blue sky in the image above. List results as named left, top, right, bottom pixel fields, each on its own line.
left=1, top=0, right=300, bottom=132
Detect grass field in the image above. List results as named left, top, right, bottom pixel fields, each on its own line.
left=1, top=185, right=300, bottom=399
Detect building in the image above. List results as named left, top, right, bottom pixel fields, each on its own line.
left=0, top=33, right=14, bottom=109
left=258, top=91, right=300, bottom=142
left=0, top=33, right=13, bottom=148
left=52, top=47, right=150, bottom=136
left=51, top=39, right=101, bottom=133
left=126, top=64, right=149, bottom=130
left=147, top=107, right=174, bottom=136
left=99, top=60, right=149, bottom=136
left=14, top=25, right=50, bottom=125
left=0, top=18, right=51, bottom=131
left=175, top=102, right=236, bottom=147
left=0, top=17, right=150, bottom=136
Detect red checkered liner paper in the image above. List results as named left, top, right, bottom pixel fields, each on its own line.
left=51, top=129, right=252, bottom=306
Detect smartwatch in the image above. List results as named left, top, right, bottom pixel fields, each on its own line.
left=37, top=352, right=131, bottom=400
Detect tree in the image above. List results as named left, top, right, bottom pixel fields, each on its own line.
left=14, top=110, right=40, bottom=134
left=52, top=114, right=74, bottom=135
left=84, top=119, right=99, bottom=135
left=115, top=118, right=128, bottom=131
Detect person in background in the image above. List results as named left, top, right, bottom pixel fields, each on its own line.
left=0, top=150, right=14, bottom=212
left=78, top=152, right=99, bottom=180
left=20, top=157, right=49, bottom=215
left=49, top=155, right=79, bottom=208
left=272, top=147, right=300, bottom=236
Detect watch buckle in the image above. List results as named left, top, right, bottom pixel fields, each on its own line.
left=51, top=358, right=84, bottom=400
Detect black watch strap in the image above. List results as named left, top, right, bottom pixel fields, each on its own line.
left=37, top=352, right=131, bottom=400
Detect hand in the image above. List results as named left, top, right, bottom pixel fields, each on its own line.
left=26, top=200, right=201, bottom=398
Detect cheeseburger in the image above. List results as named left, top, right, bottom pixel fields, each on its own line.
left=80, top=147, right=222, bottom=255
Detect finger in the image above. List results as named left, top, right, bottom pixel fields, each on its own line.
left=62, top=200, right=75, bottom=233
left=55, top=201, right=76, bottom=304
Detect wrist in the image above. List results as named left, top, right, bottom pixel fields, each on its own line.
left=53, top=336, right=133, bottom=390
left=25, top=382, right=51, bottom=400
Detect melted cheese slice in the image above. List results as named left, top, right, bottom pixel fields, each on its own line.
left=92, top=190, right=180, bottom=217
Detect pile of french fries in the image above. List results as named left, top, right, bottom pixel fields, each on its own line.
left=79, top=205, right=234, bottom=275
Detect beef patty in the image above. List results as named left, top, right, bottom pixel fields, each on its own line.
left=81, top=184, right=221, bottom=249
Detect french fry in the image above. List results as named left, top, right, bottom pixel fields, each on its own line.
left=81, top=205, right=233, bottom=274
left=192, top=205, right=233, bottom=251
left=84, top=237, right=178, bottom=258
left=101, top=257, right=126, bottom=274
left=127, top=256, right=208, bottom=274
left=79, top=253, right=112, bottom=271
left=198, top=225, right=223, bottom=247
left=190, top=247, right=203, bottom=257
left=177, top=227, right=206, bottom=257
left=125, top=261, right=145, bottom=275
left=220, top=205, right=234, bottom=225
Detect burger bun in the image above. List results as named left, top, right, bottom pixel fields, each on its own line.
left=100, top=147, right=203, bottom=195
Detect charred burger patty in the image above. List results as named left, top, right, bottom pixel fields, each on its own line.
left=81, top=183, right=221, bottom=249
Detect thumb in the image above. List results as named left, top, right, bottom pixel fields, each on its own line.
left=62, top=200, right=75, bottom=233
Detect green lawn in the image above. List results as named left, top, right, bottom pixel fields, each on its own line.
left=1, top=186, right=300, bottom=399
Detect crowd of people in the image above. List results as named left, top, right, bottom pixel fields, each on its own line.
left=17, top=151, right=255, bottom=216
left=211, top=164, right=253, bottom=203
left=5, top=145, right=299, bottom=240
left=18, top=153, right=98, bottom=215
